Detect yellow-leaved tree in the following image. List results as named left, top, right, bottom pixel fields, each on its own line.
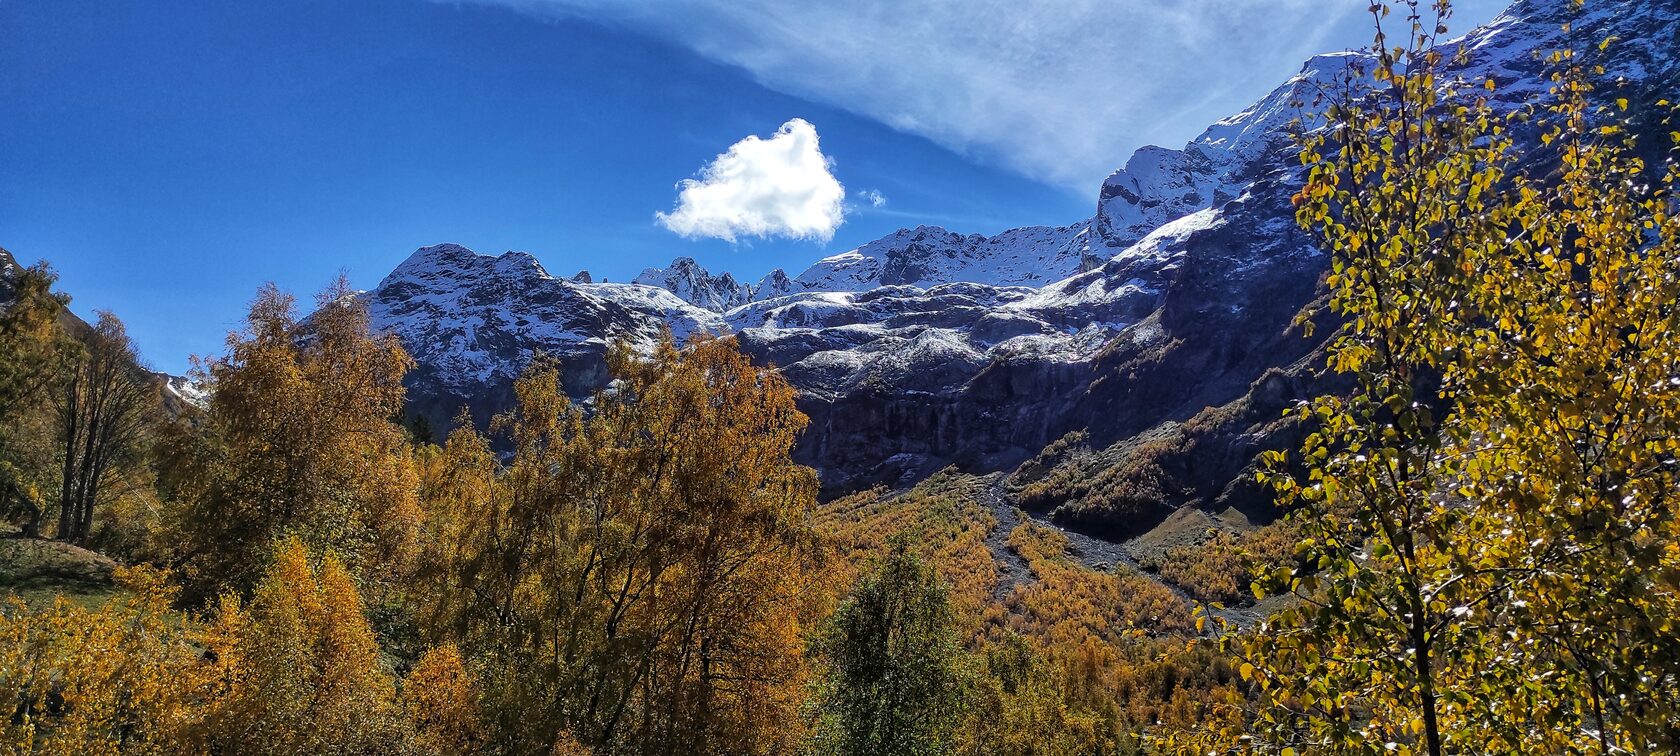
left=402, top=643, right=484, bottom=755
left=420, top=334, right=823, bottom=755
left=160, top=276, right=421, bottom=602
left=1210, top=0, right=1680, bottom=753
left=0, top=261, right=75, bottom=539
left=199, top=537, right=402, bottom=753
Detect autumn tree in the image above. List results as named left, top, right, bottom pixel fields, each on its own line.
left=427, top=335, right=822, bottom=755
left=406, top=409, right=494, bottom=638
left=1231, top=0, right=1680, bottom=753
left=807, top=535, right=969, bottom=756
left=0, top=260, right=70, bottom=430
left=0, top=261, right=75, bottom=538
left=55, top=312, right=152, bottom=545
left=403, top=643, right=484, bottom=754
left=959, top=632, right=1122, bottom=756
left=199, top=537, right=404, bottom=754
left=162, top=277, right=420, bottom=600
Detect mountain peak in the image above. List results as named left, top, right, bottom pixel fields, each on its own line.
left=355, top=0, right=1679, bottom=499
left=492, top=250, right=547, bottom=277
left=403, top=242, right=475, bottom=266
left=751, top=269, right=795, bottom=301
left=633, top=257, right=751, bottom=312
left=386, top=243, right=480, bottom=282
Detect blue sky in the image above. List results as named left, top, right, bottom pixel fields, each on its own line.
left=1, top=0, right=1508, bottom=373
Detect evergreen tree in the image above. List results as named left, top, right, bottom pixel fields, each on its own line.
left=809, top=535, right=968, bottom=756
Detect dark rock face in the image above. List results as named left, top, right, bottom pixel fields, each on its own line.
left=0, top=247, right=26, bottom=309
left=765, top=181, right=1323, bottom=497
left=735, top=0, right=1676, bottom=509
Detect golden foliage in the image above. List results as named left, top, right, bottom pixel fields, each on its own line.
left=1001, top=522, right=1193, bottom=643
left=1016, top=433, right=1180, bottom=524
left=818, top=473, right=1247, bottom=752
left=1228, top=2, right=1680, bottom=753
left=403, top=644, right=483, bottom=754
left=199, top=537, right=403, bottom=754
left=424, top=334, right=823, bottom=754
left=0, top=566, right=205, bottom=755
left=0, top=262, right=76, bottom=539
left=162, top=277, right=421, bottom=601
left=0, top=539, right=496, bottom=755
left=991, top=522, right=1243, bottom=743
left=1149, top=519, right=1299, bottom=604
left=816, top=470, right=1002, bottom=631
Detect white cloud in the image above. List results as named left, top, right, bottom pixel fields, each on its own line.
left=859, top=189, right=887, bottom=208
left=655, top=118, right=845, bottom=242
left=448, top=0, right=1513, bottom=192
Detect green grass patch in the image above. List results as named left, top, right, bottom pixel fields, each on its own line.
left=0, top=532, right=124, bottom=609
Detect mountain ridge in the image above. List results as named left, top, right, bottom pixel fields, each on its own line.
left=355, top=0, right=1675, bottom=525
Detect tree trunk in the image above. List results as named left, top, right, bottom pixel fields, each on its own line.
left=76, top=452, right=106, bottom=544
left=71, top=371, right=106, bottom=543
left=57, top=371, right=81, bottom=540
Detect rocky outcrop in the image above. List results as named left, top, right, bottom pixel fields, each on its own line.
left=632, top=257, right=751, bottom=311
left=0, top=247, right=23, bottom=308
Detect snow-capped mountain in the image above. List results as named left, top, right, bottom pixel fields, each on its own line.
left=786, top=222, right=1103, bottom=294
left=366, top=243, right=722, bottom=425
left=751, top=268, right=797, bottom=301
left=362, top=0, right=1677, bottom=510
left=632, top=257, right=753, bottom=312
left=638, top=221, right=1104, bottom=311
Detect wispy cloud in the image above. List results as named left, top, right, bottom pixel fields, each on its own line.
left=656, top=118, right=845, bottom=242
left=858, top=189, right=887, bottom=208
left=450, top=0, right=1511, bottom=191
